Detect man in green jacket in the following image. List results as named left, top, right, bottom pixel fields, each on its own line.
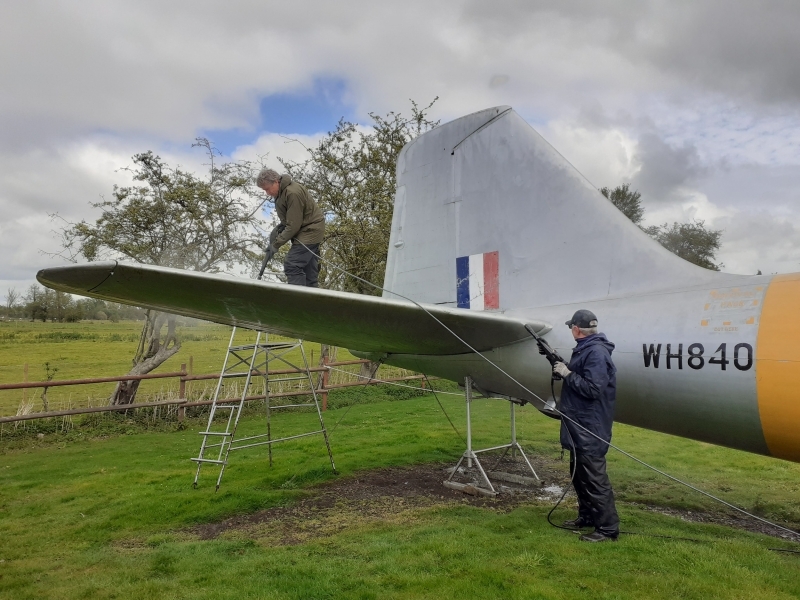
left=256, top=168, right=325, bottom=287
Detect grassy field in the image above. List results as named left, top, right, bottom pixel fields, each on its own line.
left=1, top=393, right=799, bottom=598
left=0, top=320, right=383, bottom=418
left=0, top=321, right=799, bottom=598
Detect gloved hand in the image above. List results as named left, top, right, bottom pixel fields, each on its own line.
left=269, top=224, right=286, bottom=246
left=553, top=362, right=571, bottom=379
left=257, top=244, right=279, bottom=280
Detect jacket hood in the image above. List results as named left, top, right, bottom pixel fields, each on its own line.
left=279, top=174, right=293, bottom=192
left=576, top=332, right=615, bottom=354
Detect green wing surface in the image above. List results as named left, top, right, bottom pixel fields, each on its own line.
left=37, top=262, right=545, bottom=355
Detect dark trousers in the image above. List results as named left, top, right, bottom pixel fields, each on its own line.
left=570, top=452, right=619, bottom=537
left=284, top=242, right=320, bottom=287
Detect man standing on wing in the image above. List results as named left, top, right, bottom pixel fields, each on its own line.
left=553, top=309, right=620, bottom=542
left=256, top=168, right=325, bottom=287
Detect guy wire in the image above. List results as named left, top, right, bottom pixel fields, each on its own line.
left=296, top=241, right=800, bottom=542
left=324, top=364, right=465, bottom=443
left=424, top=373, right=466, bottom=444
left=328, top=359, right=383, bottom=436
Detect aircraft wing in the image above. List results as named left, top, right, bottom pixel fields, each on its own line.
left=37, top=261, right=547, bottom=355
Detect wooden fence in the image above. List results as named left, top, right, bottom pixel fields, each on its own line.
left=0, top=358, right=430, bottom=425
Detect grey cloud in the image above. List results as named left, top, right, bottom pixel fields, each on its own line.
left=631, top=133, right=706, bottom=201
left=1, top=0, right=800, bottom=287
left=462, top=0, right=800, bottom=108
left=698, top=164, right=800, bottom=212
left=715, top=211, right=800, bottom=275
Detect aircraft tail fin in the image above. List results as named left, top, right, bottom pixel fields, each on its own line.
left=383, top=107, right=729, bottom=310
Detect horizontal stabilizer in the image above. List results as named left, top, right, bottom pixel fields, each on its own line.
left=37, top=262, right=548, bottom=355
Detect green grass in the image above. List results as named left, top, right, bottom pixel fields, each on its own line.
left=1, top=392, right=799, bottom=599
left=0, top=320, right=373, bottom=417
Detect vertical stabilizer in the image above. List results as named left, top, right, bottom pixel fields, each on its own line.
left=384, top=107, right=729, bottom=310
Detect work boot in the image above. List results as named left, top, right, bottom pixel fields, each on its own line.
left=579, top=530, right=618, bottom=543
left=562, top=517, right=592, bottom=529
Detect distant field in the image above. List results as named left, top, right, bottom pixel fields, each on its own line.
left=0, top=320, right=392, bottom=418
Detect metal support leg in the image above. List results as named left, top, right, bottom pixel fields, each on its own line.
left=445, top=377, right=541, bottom=496
left=444, top=376, right=495, bottom=494
left=465, top=376, right=473, bottom=469
left=511, top=401, right=517, bottom=459
left=488, top=400, right=539, bottom=481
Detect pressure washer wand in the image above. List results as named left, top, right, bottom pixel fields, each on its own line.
left=256, top=224, right=286, bottom=280
left=524, top=324, right=566, bottom=380
left=256, top=246, right=276, bottom=280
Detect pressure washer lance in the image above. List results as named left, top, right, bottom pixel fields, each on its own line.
left=524, top=324, right=566, bottom=380
left=257, top=224, right=286, bottom=280
left=524, top=324, right=563, bottom=421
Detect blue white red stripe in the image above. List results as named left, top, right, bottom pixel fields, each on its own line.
left=456, top=251, right=499, bottom=310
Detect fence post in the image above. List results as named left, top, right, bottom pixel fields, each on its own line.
left=178, top=363, right=186, bottom=422
left=321, top=353, right=329, bottom=411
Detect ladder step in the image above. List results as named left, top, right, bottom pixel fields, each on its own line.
left=229, top=343, right=295, bottom=351
left=194, top=332, right=334, bottom=491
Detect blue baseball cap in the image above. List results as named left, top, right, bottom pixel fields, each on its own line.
left=565, top=309, right=598, bottom=328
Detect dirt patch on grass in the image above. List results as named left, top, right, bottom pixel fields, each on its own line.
left=633, top=503, right=800, bottom=543
left=191, top=456, right=566, bottom=545
left=190, top=455, right=800, bottom=546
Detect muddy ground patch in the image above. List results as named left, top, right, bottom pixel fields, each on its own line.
left=189, top=455, right=800, bottom=546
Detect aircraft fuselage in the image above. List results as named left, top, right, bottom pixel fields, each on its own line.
left=380, top=273, right=800, bottom=462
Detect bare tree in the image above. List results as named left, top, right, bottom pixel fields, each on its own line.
left=4, top=287, right=19, bottom=309
left=4, top=288, right=19, bottom=318
left=24, top=284, right=47, bottom=322
left=55, top=139, right=267, bottom=404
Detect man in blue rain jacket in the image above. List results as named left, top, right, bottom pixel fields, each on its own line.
left=552, top=309, right=620, bottom=542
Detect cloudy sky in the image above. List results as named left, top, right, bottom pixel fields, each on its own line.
left=2, top=0, right=799, bottom=297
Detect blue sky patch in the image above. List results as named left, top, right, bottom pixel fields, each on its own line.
left=204, top=77, right=355, bottom=155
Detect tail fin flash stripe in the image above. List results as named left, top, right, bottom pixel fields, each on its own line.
left=456, top=256, right=470, bottom=308
left=469, top=254, right=485, bottom=310
left=456, top=251, right=499, bottom=311
left=484, top=251, right=500, bottom=310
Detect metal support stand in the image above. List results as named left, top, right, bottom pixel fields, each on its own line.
left=444, top=376, right=539, bottom=496
left=191, top=329, right=335, bottom=491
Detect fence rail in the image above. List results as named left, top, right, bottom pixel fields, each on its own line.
left=0, top=359, right=432, bottom=425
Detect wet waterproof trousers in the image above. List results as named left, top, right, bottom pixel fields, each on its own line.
left=570, top=451, right=620, bottom=538
left=284, top=242, right=320, bottom=288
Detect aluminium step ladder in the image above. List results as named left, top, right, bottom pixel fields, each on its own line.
left=191, top=327, right=336, bottom=490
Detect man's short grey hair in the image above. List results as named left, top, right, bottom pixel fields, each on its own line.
left=256, top=168, right=281, bottom=188
left=578, top=326, right=598, bottom=336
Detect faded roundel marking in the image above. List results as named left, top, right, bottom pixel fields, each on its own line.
left=756, top=273, right=800, bottom=462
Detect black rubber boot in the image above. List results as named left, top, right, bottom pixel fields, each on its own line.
left=579, top=530, right=618, bottom=543
left=562, top=517, right=593, bottom=529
